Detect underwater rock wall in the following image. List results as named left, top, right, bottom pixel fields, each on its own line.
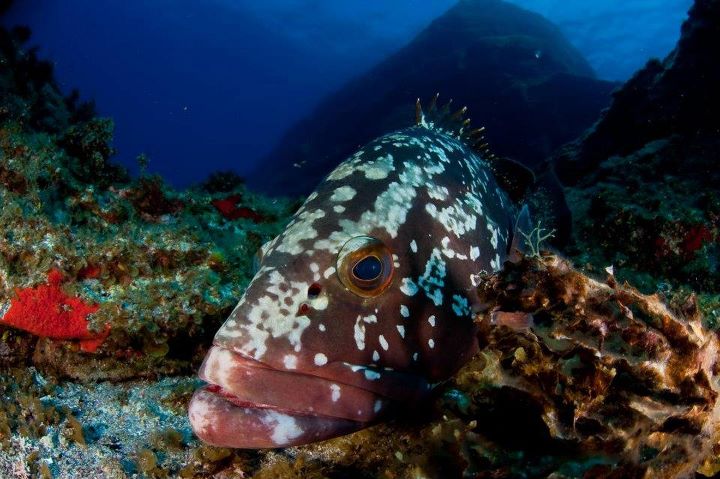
left=553, top=0, right=720, bottom=307
left=251, top=0, right=617, bottom=196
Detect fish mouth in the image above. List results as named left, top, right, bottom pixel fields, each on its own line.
left=189, top=346, right=423, bottom=448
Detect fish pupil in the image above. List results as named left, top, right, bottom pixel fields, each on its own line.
left=352, top=255, right=382, bottom=281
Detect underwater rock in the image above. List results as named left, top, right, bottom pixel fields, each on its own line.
left=554, top=0, right=720, bottom=184
left=552, top=0, right=720, bottom=296
left=466, top=253, right=720, bottom=477
left=251, top=0, right=617, bottom=196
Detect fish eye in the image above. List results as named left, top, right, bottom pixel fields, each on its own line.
left=337, top=236, right=393, bottom=297
left=352, top=255, right=383, bottom=281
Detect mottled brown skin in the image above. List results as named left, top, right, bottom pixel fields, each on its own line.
left=189, top=120, right=524, bottom=448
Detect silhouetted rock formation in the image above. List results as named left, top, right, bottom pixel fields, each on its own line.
left=250, top=0, right=617, bottom=195
left=554, top=0, right=720, bottom=184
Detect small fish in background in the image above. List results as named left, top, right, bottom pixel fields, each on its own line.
left=189, top=95, right=533, bottom=448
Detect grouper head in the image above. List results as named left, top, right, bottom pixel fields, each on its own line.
left=189, top=99, right=531, bottom=448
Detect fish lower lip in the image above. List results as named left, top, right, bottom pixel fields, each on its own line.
left=189, top=387, right=366, bottom=448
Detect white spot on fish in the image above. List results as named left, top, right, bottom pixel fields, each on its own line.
left=490, top=253, right=501, bottom=271
left=330, top=384, right=341, bottom=402
left=400, top=305, right=409, bottom=318
left=428, top=184, right=449, bottom=201
left=313, top=296, right=328, bottom=310
left=354, top=316, right=366, bottom=351
left=220, top=270, right=311, bottom=360
left=379, top=335, right=389, bottom=351
left=410, top=240, right=417, bottom=253
left=275, top=209, right=326, bottom=256
left=326, top=152, right=363, bottom=181
left=283, top=354, right=297, bottom=369
left=334, top=205, right=346, bottom=213
left=319, top=323, right=326, bottom=332
left=425, top=198, right=479, bottom=238
left=373, top=350, right=380, bottom=362
left=363, top=314, right=378, bottom=323
left=418, top=248, right=446, bottom=306
left=396, top=325, right=406, bottom=338
left=323, top=266, right=336, bottom=279
left=331, top=186, right=357, bottom=202
left=374, top=400, right=383, bottom=413
left=360, top=153, right=394, bottom=180
left=452, top=295, right=471, bottom=317
left=428, top=339, right=435, bottom=349
left=365, top=369, right=381, bottom=380
left=487, top=222, right=499, bottom=250
left=400, top=278, right=419, bottom=296
left=314, top=353, right=328, bottom=366
left=188, top=394, right=213, bottom=435
left=428, top=315, right=436, bottom=327
left=260, top=410, right=303, bottom=445
left=470, top=246, right=480, bottom=261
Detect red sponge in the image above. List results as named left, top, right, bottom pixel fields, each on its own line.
left=0, top=269, right=109, bottom=352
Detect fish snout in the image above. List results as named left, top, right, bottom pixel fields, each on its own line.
left=189, top=346, right=394, bottom=448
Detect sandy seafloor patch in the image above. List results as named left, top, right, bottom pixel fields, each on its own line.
left=0, top=373, right=201, bottom=478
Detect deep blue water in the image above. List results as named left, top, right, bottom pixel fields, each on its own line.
left=2, top=0, right=691, bottom=189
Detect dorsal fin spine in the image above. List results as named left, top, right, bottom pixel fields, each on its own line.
left=415, top=94, right=493, bottom=154
left=414, top=94, right=535, bottom=202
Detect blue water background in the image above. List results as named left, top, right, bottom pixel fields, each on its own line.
left=3, top=0, right=691, bottom=189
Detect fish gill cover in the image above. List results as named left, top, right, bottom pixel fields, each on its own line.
left=0, top=0, right=719, bottom=478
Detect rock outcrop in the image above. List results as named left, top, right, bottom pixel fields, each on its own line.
left=250, top=0, right=617, bottom=195
left=555, top=0, right=720, bottom=296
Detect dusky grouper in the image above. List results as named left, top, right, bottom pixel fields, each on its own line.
left=189, top=96, right=532, bottom=448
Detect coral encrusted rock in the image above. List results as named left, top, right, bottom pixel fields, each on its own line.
left=458, top=253, right=720, bottom=477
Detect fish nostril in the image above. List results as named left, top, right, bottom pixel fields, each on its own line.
left=308, top=283, right=322, bottom=298
left=297, top=303, right=311, bottom=316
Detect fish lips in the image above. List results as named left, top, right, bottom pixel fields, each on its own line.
left=189, top=346, right=426, bottom=448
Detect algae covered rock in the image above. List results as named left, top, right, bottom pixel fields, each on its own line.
left=466, top=253, right=720, bottom=477
left=553, top=0, right=720, bottom=302
left=0, top=22, right=297, bottom=380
